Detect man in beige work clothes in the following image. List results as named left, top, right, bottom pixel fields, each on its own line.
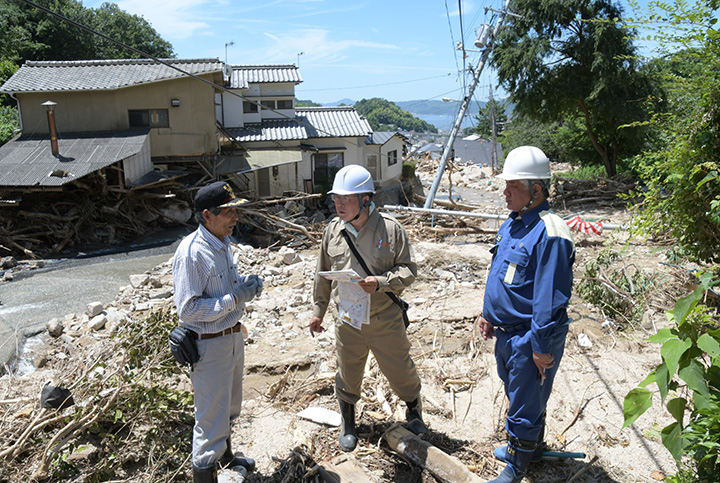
left=309, top=164, right=426, bottom=452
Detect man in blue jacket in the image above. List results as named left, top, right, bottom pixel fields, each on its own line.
left=476, top=146, right=575, bottom=483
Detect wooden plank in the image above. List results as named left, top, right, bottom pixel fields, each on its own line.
left=318, top=454, right=377, bottom=483
left=383, top=424, right=484, bottom=483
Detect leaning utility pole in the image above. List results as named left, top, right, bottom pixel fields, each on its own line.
left=424, top=0, right=513, bottom=209
left=489, top=84, right=498, bottom=170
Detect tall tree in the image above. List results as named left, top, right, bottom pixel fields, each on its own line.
left=491, top=0, right=661, bottom=176
left=91, top=2, right=174, bottom=59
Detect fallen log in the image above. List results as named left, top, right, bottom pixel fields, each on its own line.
left=383, top=424, right=484, bottom=483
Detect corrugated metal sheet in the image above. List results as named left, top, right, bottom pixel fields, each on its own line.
left=0, top=130, right=150, bottom=187
left=1, top=59, right=223, bottom=93
left=228, top=107, right=371, bottom=142
left=228, top=65, right=302, bottom=88
left=297, top=107, right=372, bottom=138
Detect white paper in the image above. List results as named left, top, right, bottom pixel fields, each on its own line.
left=318, top=269, right=363, bottom=283
left=337, top=281, right=370, bottom=329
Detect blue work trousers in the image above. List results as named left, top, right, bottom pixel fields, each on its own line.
left=494, top=321, right=569, bottom=442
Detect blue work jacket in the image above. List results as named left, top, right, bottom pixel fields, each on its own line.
left=483, top=201, right=576, bottom=354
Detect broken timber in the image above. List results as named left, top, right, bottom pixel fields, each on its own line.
left=383, top=424, right=484, bottom=483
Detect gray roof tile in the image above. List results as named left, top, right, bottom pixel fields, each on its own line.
left=1, top=59, right=223, bottom=93
left=228, top=64, right=302, bottom=89
left=228, top=107, right=371, bottom=142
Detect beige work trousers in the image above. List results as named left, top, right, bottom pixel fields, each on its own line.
left=334, top=309, right=421, bottom=405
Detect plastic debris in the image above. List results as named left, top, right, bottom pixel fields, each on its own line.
left=297, top=406, right=342, bottom=427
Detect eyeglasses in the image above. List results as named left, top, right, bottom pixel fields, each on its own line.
left=331, top=194, right=357, bottom=204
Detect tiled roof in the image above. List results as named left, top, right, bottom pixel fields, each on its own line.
left=228, top=107, right=372, bottom=142
left=367, top=131, right=409, bottom=145
left=0, top=130, right=149, bottom=187
left=297, top=107, right=372, bottom=138
left=0, top=59, right=223, bottom=93
left=227, top=119, right=308, bottom=142
left=227, top=64, right=302, bottom=89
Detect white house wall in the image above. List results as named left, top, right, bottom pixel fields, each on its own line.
left=380, top=137, right=404, bottom=185
left=123, top=135, right=153, bottom=185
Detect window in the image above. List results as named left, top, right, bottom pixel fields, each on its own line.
left=128, top=109, right=169, bottom=128
left=313, top=152, right=344, bottom=188
left=243, top=101, right=258, bottom=114
left=260, top=100, right=275, bottom=110
left=276, top=99, right=293, bottom=109
left=388, top=149, right=398, bottom=166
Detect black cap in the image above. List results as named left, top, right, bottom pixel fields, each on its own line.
left=194, top=181, right=248, bottom=211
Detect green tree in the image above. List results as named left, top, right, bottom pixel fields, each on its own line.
left=627, top=1, right=720, bottom=264
left=1, top=0, right=173, bottom=61
left=470, top=100, right=508, bottom=138
left=491, top=0, right=662, bottom=177
left=0, top=105, right=20, bottom=144
left=355, top=98, right=437, bottom=133
left=91, top=2, right=174, bottom=59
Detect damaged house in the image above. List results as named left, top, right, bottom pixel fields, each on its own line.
left=0, top=58, right=408, bottom=256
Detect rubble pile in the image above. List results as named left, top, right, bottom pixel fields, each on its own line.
left=553, top=174, right=637, bottom=210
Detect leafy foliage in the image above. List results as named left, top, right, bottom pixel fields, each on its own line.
left=470, top=99, right=508, bottom=139
left=576, top=248, right=655, bottom=327
left=623, top=271, right=720, bottom=481
left=0, top=105, right=20, bottom=144
left=624, top=2, right=720, bottom=264
left=491, top=0, right=662, bottom=177
left=354, top=98, right=437, bottom=133
left=1, top=0, right=174, bottom=62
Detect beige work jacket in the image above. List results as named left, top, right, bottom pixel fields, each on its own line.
left=312, top=209, right=417, bottom=323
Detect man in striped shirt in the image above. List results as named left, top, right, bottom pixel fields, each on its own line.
left=172, top=181, right=262, bottom=483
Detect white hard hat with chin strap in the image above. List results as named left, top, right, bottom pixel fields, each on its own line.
left=329, top=165, right=375, bottom=221
left=497, top=146, right=552, bottom=212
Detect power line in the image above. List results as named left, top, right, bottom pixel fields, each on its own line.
left=298, top=73, right=452, bottom=92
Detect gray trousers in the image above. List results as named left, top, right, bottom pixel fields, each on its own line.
left=335, top=312, right=421, bottom=405
left=189, top=331, right=245, bottom=468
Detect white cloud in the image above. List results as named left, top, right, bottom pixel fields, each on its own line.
left=113, top=0, right=212, bottom=40
left=259, top=29, right=400, bottom=65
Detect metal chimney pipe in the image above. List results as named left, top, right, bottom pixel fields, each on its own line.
left=42, top=100, right=59, bottom=156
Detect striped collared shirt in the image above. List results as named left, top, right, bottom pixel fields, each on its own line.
left=172, top=224, right=245, bottom=334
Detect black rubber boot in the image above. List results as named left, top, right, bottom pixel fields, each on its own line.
left=219, top=437, right=256, bottom=471
left=489, top=438, right=537, bottom=483
left=405, top=398, right=427, bottom=435
left=192, top=463, right=218, bottom=483
left=338, top=400, right=358, bottom=452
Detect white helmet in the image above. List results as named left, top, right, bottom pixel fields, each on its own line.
left=328, top=165, right=375, bottom=195
left=497, top=146, right=551, bottom=181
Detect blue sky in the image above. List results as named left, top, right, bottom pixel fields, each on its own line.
left=82, top=0, right=657, bottom=105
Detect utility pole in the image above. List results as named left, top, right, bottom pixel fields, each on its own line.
left=490, top=84, right=497, bottom=171
left=424, top=0, right=513, bottom=209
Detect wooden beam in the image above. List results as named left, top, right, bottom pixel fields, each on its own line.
left=383, top=424, right=485, bottom=483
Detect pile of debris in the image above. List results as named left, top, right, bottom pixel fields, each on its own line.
left=0, top=173, right=329, bottom=261
left=552, top=175, right=637, bottom=210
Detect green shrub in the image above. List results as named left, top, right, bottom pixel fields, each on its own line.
left=623, top=271, right=720, bottom=482
left=401, top=160, right=416, bottom=181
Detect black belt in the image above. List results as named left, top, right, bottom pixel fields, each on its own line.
left=193, top=323, right=243, bottom=340
left=494, top=322, right=529, bottom=334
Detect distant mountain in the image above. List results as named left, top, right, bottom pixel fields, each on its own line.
left=322, top=98, right=355, bottom=106
left=395, top=99, right=487, bottom=116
